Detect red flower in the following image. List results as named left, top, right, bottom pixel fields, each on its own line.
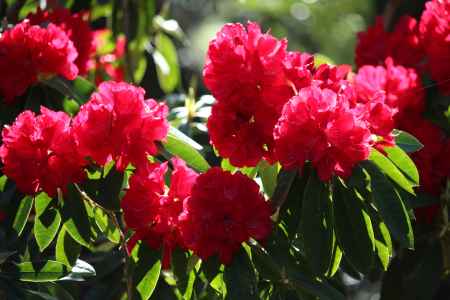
left=355, top=16, right=424, bottom=69
left=204, top=22, right=313, bottom=166
left=72, top=81, right=168, bottom=170
left=28, top=8, right=95, bottom=75
left=419, top=0, right=450, bottom=94
left=398, top=115, right=450, bottom=223
left=0, top=107, right=85, bottom=196
left=274, top=87, right=372, bottom=181
left=178, top=168, right=272, bottom=264
left=0, top=20, right=78, bottom=102
left=354, top=58, right=424, bottom=122
left=121, top=158, right=198, bottom=268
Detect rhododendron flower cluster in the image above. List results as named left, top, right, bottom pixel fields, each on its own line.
left=0, top=81, right=169, bottom=196
left=121, top=158, right=198, bottom=268
left=28, top=8, right=95, bottom=75
left=273, top=87, right=372, bottom=181
left=121, top=165, right=272, bottom=267
left=0, top=107, right=85, bottom=196
left=178, top=167, right=272, bottom=263
left=72, top=81, right=169, bottom=170
left=0, top=20, right=78, bottom=102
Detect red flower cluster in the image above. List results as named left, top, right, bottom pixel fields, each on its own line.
left=121, top=158, right=198, bottom=268
left=274, top=87, right=372, bottom=181
left=356, top=0, right=450, bottom=95
left=72, top=81, right=169, bottom=170
left=0, top=107, right=85, bottom=196
left=88, top=29, right=126, bottom=84
left=179, top=168, right=272, bottom=264
left=355, top=16, right=424, bottom=69
left=28, top=8, right=95, bottom=75
left=419, top=0, right=450, bottom=94
left=122, top=165, right=272, bottom=267
left=0, top=20, right=78, bottom=102
left=204, top=22, right=314, bottom=167
left=204, top=22, right=396, bottom=180
left=0, top=81, right=169, bottom=196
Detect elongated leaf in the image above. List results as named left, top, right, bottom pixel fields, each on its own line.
left=42, top=77, right=95, bottom=104
left=12, top=196, right=33, bottom=236
left=384, top=146, right=419, bottom=185
left=299, top=171, right=334, bottom=276
left=223, top=248, right=258, bottom=300
left=258, top=160, right=279, bottom=197
left=61, top=259, right=96, bottom=281
left=393, top=129, right=423, bottom=153
left=333, top=179, right=375, bottom=274
left=61, top=184, right=92, bottom=248
left=34, top=193, right=61, bottom=251
left=92, top=206, right=121, bottom=244
left=96, top=167, right=124, bottom=211
left=56, top=227, right=81, bottom=267
left=369, top=149, right=415, bottom=194
left=132, top=243, right=161, bottom=300
left=362, top=161, right=414, bottom=249
left=163, top=127, right=210, bottom=172
left=13, top=260, right=71, bottom=282
left=153, top=33, right=180, bottom=93
left=271, top=169, right=297, bottom=210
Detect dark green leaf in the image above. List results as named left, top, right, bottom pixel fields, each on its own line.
left=96, top=167, right=124, bottom=211
left=63, top=259, right=96, bottom=281
left=333, top=179, right=375, bottom=274
left=61, top=184, right=93, bottom=248
left=299, top=170, right=334, bottom=276
left=223, top=247, right=258, bottom=300
left=56, top=227, right=81, bottom=267
left=258, top=160, right=279, bottom=197
left=369, top=149, right=415, bottom=194
left=393, top=129, right=423, bottom=153
left=12, top=196, right=33, bottom=236
left=42, top=76, right=95, bottom=105
left=163, top=127, right=210, bottom=172
left=0, top=251, right=15, bottom=264
left=13, top=260, right=71, bottom=282
left=34, top=193, right=61, bottom=251
left=270, top=169, right=297, bottom=210
left=384, top=146, right=419, bottom=185
left=132, top=243, right=161, bottom=300
left=153, top=33, right=181, bottom=93
left=362, top=161, right=414, bottom=249
left=92, top=206, right=120, bottom=244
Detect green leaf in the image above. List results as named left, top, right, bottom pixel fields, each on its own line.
left=62, top=259, right=96, bottom=281
left=369, top=148, right=415, bottom=194
left=132, top=243, right=161, bottom=300
left=258, top=160, right=279, bottom=197
left=362, top=161, right=414, bottom=249
left=56, top=227, right=81, bottom=267
left=13, top=260, right=71, bottom=282
left=163, top=127, right=210, bottom=172
left=406, top=192, right=440, bottom=209
left=393, top=129, right=423, bottom=153
left=96, top=167, right=124, bottom=211
left=270, top=169, right=297, bottom=210
left=0, top=251, right=16, bottom=264
left=333, top=179, right=375, bottom=274
left=223, top=248, right=258, bottom=300
left=61, top=184, right=93, bottom=248
left=42, top=76, right=95, bottom=105
left=153, top=33, right=180, bottom=93
left=34, top=193, right=61, bottom=252
left=384, top=146, right=419, bottom=185
left=92, top=206, right=121, bottom=244
left=12, top=196, right=33, bottom=236
left=299, top=171, right=334, bottom=276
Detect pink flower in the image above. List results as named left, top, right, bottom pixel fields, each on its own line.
left=0, top=20, right=78, bottom=102
left=0, top=107, right=85, bottom=196
left=72, top=81, right=169, bottom=170
left=178, top=168, right=272, bottom=264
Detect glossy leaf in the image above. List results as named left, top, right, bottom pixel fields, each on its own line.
left=132, top=243, right=161, bottom=300
left=299, top=170, right=334, bottom=276
left=13, top=260, right=71, bottom=282
left=369, top=148, right=416, bottom=194
left=384, top=146, right=419, bottom=185
left=34, top=193, right=61, bottom=252
left=393, top=129, right=423, bottom=153
left=153, top=33, right=180, bottom=93
left=56, top=227, right=81, bottom=267
left=333, top=179, right=375, bottom=274
left=362, top=161, right=414, bottom=249
left=163, top=127, right=210, bottom=172
left=12, top=196, right=33, bottom=236
left=223, top=247, right=258, bottom=300
left=258, top=160, right=279, bottom=197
